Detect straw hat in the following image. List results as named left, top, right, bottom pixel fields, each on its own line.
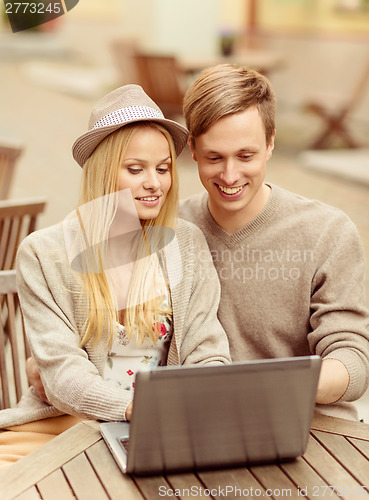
left=72, top=84, right=188, bottom=167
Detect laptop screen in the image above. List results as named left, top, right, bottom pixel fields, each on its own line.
left=121, top=356, right=321, bottom=474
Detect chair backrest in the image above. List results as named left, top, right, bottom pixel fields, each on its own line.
left=0, top=197, right=47, bottom=271
left=0, top=144, right=23, bottom=200
left=0, top=269, right=30, bottom=409
left=133, top=53, right=184, bottom=117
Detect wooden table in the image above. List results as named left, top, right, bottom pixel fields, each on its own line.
left=1, top=413, right=369, bottom=499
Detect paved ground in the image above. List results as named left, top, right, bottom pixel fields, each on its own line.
left=1, top=25, right=369, bottom=419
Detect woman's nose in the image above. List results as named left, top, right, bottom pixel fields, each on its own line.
left=143, top=170, right=160, bottom=190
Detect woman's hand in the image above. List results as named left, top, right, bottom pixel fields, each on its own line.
left=26, top=357, right=50, bottom=404
left=125, top=402, right=133, bottom=421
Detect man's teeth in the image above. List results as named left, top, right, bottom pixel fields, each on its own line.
left=218, top=184, right=244, bottom=195
left=138, top=196, right=158, bottom=201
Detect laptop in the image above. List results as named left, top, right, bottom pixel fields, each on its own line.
left=100, top=355, right=321, bottom=475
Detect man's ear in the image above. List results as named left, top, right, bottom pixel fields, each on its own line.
left=188, top=138, right=197, bottom=162
left=266, top=130, right=276, bottom=160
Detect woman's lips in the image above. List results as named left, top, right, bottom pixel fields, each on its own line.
left=135, top=195, right=161, bottom=207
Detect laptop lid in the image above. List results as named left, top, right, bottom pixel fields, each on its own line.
left=101, top=355, right=321, bottom=475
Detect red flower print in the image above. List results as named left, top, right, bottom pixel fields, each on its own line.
left=153, top=322, right=167, bottom=337
left=127, top=370, right=134, bottom=376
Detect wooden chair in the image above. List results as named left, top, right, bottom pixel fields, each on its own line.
left=0, top=270, right=30, bottom=409
left=0, top=144, right=23, bottom=199
left=133, top=53, right=185, bottom=118
left=0, top=197, right=47, bottom=271
left=305, top=56, right=369, bottom=149
left=110, top=38, right=141, bottom=85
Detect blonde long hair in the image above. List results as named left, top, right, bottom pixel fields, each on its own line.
left=76, top=122, right=178, bottom=348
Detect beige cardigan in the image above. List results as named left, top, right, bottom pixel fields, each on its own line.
left=0, top=218, right=230, bottom=427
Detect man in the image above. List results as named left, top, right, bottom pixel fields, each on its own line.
left=27, top=64, right=369, bottom=420
left=179, top=64, right=369, bottom=420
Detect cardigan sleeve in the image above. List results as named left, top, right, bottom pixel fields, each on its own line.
left=16, top=230, right=133, bottom=422
left=166, top=220, right=231, bottom=367
left=309, top=215, right=369, bottom=402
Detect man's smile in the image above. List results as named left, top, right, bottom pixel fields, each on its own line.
left=216, top=183, right=248, bottom=198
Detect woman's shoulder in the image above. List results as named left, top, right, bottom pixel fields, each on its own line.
left=16, top=221, right=82, bottom=297
left=19, top=222, right=65, bottom=251
left=17, top=222, right=67, bottom=269
left=174, top=218, right=211, bottom=258
left=175, top=217, right=209, bottom=249
left=175, top=217, right=206, bottom=240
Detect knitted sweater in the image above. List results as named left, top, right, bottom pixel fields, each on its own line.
left=179, top=184, right=369, bottom=420
left=0, top=218, right=230, bottom=427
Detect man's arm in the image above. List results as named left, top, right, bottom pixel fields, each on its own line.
left=309, top=214, right=369, bottom=405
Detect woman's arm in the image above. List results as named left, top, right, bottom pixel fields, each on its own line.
left=17, top=228, right=133, bottom=421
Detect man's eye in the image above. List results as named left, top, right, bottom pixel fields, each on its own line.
left=207, top=157, right=221, bottom=162
left=239, top=155, right=253, bottom=161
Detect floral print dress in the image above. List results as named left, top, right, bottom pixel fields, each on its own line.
left=103, top=276, right=173, bottom=392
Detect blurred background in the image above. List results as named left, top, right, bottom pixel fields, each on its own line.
left=0, top=0, right=368, bottom=416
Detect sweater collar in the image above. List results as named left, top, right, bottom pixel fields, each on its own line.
left=202, top=183, right=281, bottom=246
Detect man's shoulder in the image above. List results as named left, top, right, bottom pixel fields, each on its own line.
left=273, top=184, right=353, bottom=226
left=179, top=192, right=208, bottom=224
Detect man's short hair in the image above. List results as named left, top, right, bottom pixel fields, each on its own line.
left=183, top=64, right=276, bottom=145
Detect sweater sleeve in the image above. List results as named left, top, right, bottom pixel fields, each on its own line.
left=16, top=232, right=133, bottom=422
left=309, top=215, right=369, bottom=402
left=167, top=221, right=231, bottom=367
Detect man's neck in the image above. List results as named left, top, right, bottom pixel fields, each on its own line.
left=208, top=184, right=271, bottom=234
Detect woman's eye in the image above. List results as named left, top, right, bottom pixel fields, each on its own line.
left=157, top=166, right=170, bottom=174
left=128, top=168, right=141, bottom=174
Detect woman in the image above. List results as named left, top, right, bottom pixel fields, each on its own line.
left=0, top=85, right=230, bottom=466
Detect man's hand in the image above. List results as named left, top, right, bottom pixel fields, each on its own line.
left=316, top=358, right=350, bottom=404
left=26, top=356, right=50, bottom=404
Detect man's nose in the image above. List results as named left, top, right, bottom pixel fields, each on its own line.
left=219, top=159, right=239, bottom=185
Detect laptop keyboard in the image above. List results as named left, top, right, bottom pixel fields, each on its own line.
left=119, top=438, right=130, bottom=453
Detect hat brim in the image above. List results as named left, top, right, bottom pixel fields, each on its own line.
left=72, top=117, right=189, bottom=167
